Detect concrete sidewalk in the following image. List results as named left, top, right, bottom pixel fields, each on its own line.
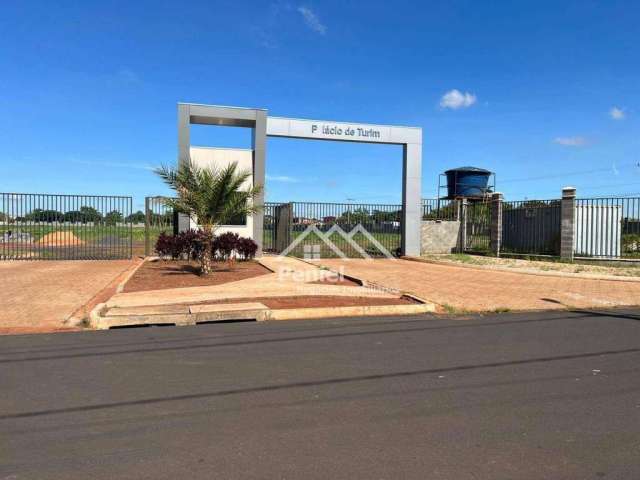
left=0, top=260, right=137, bottom=334
left=315, top=258, right=640, bottom=312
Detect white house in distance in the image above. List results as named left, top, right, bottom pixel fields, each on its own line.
left=182, top=146, right=254, bottom=240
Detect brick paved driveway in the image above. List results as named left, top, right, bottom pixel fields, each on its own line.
left=317, top=258, right=640, bottom=312
left=0, top=260, right=136, bottom=334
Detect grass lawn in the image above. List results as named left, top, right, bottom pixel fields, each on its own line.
left=422, top=253, right=640, bottom=277
left=0, top=224, right=137, bottom=242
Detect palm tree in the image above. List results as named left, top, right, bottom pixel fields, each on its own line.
left=155, top=160, right=263, bottom=275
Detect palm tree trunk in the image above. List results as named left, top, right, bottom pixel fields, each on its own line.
left=200, top=225, right=213, bottom=275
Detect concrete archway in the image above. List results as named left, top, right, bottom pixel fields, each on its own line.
left=177, top=103, right=422, bottom=256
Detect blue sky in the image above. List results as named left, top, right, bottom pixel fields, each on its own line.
left=1, top=0, right=639, bottom=211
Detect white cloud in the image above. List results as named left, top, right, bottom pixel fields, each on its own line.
left=609, top=106, right=625, bottom=120
left=554, top=136, right=588, bottom=147
left=266, top=174, right=299, bottom=183
left=297, top=6, right=326, bottom=35
left=439, top=89, right=477, bottom=110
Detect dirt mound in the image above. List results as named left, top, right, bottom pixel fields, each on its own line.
left=38, top=231, right=85, bottom=246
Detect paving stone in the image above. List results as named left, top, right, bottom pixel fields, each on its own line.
left=0, top=260, right=135, bottom=332
left=317, top=258, right=640, bottom=311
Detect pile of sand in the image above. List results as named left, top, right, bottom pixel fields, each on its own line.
left=38, top=231, right=86, bottom=246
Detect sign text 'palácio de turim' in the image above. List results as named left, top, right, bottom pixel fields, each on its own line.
left=311, top=124, right=381, bottom=140
left=264, top=115, right=421, bottom=145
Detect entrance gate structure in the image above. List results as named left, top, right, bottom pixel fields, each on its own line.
left=177, top=103, right=422, bottom=257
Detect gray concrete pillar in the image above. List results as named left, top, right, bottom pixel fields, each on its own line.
left=252, top=111, right=267, bottom=257
left=560, top=187, right=576, bottom=260
left=177, top=104, right=192, bottom=233
left=401, top=143, right=422, bottom=256
left=490, top=192, right=503, bottom=256
left=177, top=104, right=191, bottom=165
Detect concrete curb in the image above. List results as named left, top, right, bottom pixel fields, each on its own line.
left=264, top=302, right=436, bottom=321
left=402, top=255, right=640, bottom=283
left=117, top=257, right=151, bottom=293
left=255, top=257, right=277, bottom=273
left=88, top=302, right=108, bottom=329
left=90, top=300, right=436, bottom=329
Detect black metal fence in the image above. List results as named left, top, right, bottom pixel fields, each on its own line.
left=575, top=197, right=640, bottom=258
left=0, top=192, right=132, bottom=260
left=144, top=196, right=176, bottom=256
left=462, top=195, right=640, bottom=259
left=464, top=201, right=491, bottom=252
left=422, top=199, right=459, bottom=221
left=264, top=201, right=402, bottom=258
left=501, top=199, right=562, bottom=255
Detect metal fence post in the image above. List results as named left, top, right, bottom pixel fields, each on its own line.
left=560, top=187, right=576, bottom=260
left=490, top=192, right=503, bottom=256
left=457, top=199, right=468, bottom=253
left=128, top=196, right=133, bottom=259
left=144, top=197, right=150, bottom=257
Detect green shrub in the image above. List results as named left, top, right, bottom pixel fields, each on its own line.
left=623, top=234, right=640, bottom=253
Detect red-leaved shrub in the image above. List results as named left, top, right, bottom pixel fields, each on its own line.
left=237, top=237, right=258, bottom=260
left=213, top=232, right=239, bottom=260
left=154, top=231, right=182, bottom=259
left=156, top=230, right=258, bottom=262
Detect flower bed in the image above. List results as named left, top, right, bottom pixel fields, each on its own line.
left=123, top=259, right=271, bottom=293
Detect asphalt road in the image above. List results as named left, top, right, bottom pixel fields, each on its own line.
left=2, top=309, right=640, bottom=479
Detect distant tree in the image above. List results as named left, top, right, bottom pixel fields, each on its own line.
left=0, top=211, right=6, bottom=222
left=63, top=210, right=82, bottom=223
left=26, top=209, right=64, bottom=222
left=79, top=206, right=102, bottom=223
left=126, top=210, right=146, bottom=223
left=338, top=207, right=371, bottom=224
left=149, top=211, right=173, bottom=226
left=372, top=210, right=401, bottom=222
left=422, top=202, right=458, bottom=220
left=104, top=210, right=124, bottom=226
left=62, top=207, right=103, bottom=223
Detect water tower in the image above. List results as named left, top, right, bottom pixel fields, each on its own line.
left=438, top=166, right=495, bottom=206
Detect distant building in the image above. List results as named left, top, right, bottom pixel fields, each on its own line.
left=381, top=220, right=400, bottom=228
left=293, top=217, right=317, bottom=225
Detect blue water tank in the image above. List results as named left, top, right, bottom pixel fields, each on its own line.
left=444, top=167, right=492, bottom=198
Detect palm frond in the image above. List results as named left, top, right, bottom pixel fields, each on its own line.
left=154, top=160, right=263, bottom=229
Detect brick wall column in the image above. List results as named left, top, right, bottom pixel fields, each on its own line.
left=560, top=186, right=576, bottom=260
left=490, top=192, right=503, bottom=256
